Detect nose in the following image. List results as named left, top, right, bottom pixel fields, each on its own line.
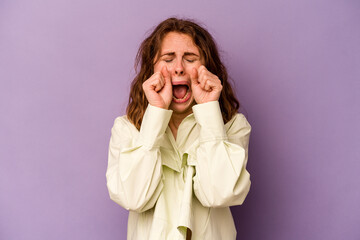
left=175, top=69, right=184, bottom=75
left=174, top=60, right=184, bottom=76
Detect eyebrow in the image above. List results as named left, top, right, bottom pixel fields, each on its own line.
left=160, top=52, right=199, bottom=57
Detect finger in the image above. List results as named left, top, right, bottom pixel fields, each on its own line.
left=197, top=65, right=207, bottom=76
left=147, top=72, right=162, bottom=86
left=200, top=76, right=208, bottom=90
left=190, top=67, right=199, bottom=86
left=202, top=74, right=219, bottom=91
left=197, top=65, right=207, bottom=88
left=161, top=66, right=171, bottom=85
left=153, top=81, right=162, bottom=92
left=150, top=74, right=163, bottom=91
left=204, top=81, right=212, bottom=91
left=158, top=73, right=165, bottom=88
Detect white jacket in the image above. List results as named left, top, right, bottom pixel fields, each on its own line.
left=106, top=101, right=252, bottom=240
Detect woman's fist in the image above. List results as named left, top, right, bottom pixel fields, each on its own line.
left=190, top=65, right=223, bottom=104
left=142, top=66, right=173, bottom=109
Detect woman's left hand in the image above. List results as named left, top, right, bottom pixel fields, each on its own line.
left=190, top=65, right=223, bottom=104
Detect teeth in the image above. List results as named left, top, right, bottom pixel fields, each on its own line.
left=173, top=88, right=190, bottom=100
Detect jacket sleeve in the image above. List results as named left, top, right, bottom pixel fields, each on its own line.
left=191, top=101, right=252, bottom=208
left=106, top=104, right=172, bottom=213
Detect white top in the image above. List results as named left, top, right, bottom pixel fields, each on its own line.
left=106, top=101, right=252, bottom=240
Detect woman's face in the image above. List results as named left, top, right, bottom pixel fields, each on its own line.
left=154, top=32, right=205, bottom=115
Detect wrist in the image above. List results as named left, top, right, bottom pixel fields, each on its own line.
left=149, top=103, right=169, bottom=110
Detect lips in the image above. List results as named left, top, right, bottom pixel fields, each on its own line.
left=172, top=80, right=190, bottom=87
left=172, top=81, right=191, bottom=103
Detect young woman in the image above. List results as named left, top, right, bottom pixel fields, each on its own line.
left=106, top=17, right=252, bottom=240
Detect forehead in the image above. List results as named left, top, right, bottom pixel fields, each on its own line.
left=160, top=32, right=200, bottom=54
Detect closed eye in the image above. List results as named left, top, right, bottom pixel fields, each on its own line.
left=163, top=58, right=197, bottom=63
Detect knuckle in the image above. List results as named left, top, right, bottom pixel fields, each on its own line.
left=152, top=72, right=160, bottom=79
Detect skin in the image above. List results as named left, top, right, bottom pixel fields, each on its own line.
left=142, top=32, right=223, bottom=139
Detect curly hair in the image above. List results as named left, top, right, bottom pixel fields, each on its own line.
left=126, top=17, right=240, bottom=130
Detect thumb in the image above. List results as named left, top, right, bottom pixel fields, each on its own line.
left=190, top=67, right=198, bottom=87
left=161, top=66, right=171, bottom=85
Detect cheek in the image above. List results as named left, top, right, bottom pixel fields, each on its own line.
left=153, top=62, right=163, bottom=73
left=196, top=61, right=204, bottom=68
left=185, top=62, right=202, bottom=73
left=154, top=61, right=175, bottom=73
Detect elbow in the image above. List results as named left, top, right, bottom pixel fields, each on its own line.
left=193, top=185, right=233, bottom=208
left=196, top=190, right=249, bottom=208
left=107, top=189, right=151, bottom=213
left=195, top=193, right=236, bottom=208
left=234, top=177, right=251, bottom=206
left=201, top=181, right=251, bottom=208
left=230, top=171, right=251, bottom=206
left=195, top=171, right=251, bottom=208
left=106, top=176, right=163, bottom=213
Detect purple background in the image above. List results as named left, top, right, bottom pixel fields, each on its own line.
left=1, top=0, right=359, bottom=239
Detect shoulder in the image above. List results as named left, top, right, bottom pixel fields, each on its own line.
left=224, top=113, right=252, bottom=145
left=112, top=115, right=139, bottom=135
left=113, top=115, right=129, bottom=125
left=225, top=113, right=251, bottom=132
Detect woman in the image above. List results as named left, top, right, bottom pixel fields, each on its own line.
left=106, top=17, right=252, bottom=240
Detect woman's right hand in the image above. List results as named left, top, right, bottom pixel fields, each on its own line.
left=142, top=66, right=173, bottom=109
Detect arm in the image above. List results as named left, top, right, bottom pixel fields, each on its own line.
left=106, top=104, right=172, bottom=212
left=191, top=101, right=252, bottom=208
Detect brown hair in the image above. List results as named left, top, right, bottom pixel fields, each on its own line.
left=126, top=17, right=240, bottom=130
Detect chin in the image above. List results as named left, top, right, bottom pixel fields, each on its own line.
left=169, top=98, right=196, bottom=115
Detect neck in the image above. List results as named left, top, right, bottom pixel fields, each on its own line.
left=168, top=111, right=192, bottom=140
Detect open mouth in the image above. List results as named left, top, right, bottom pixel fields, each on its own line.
left=172, top=83, right=191, bottom=103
